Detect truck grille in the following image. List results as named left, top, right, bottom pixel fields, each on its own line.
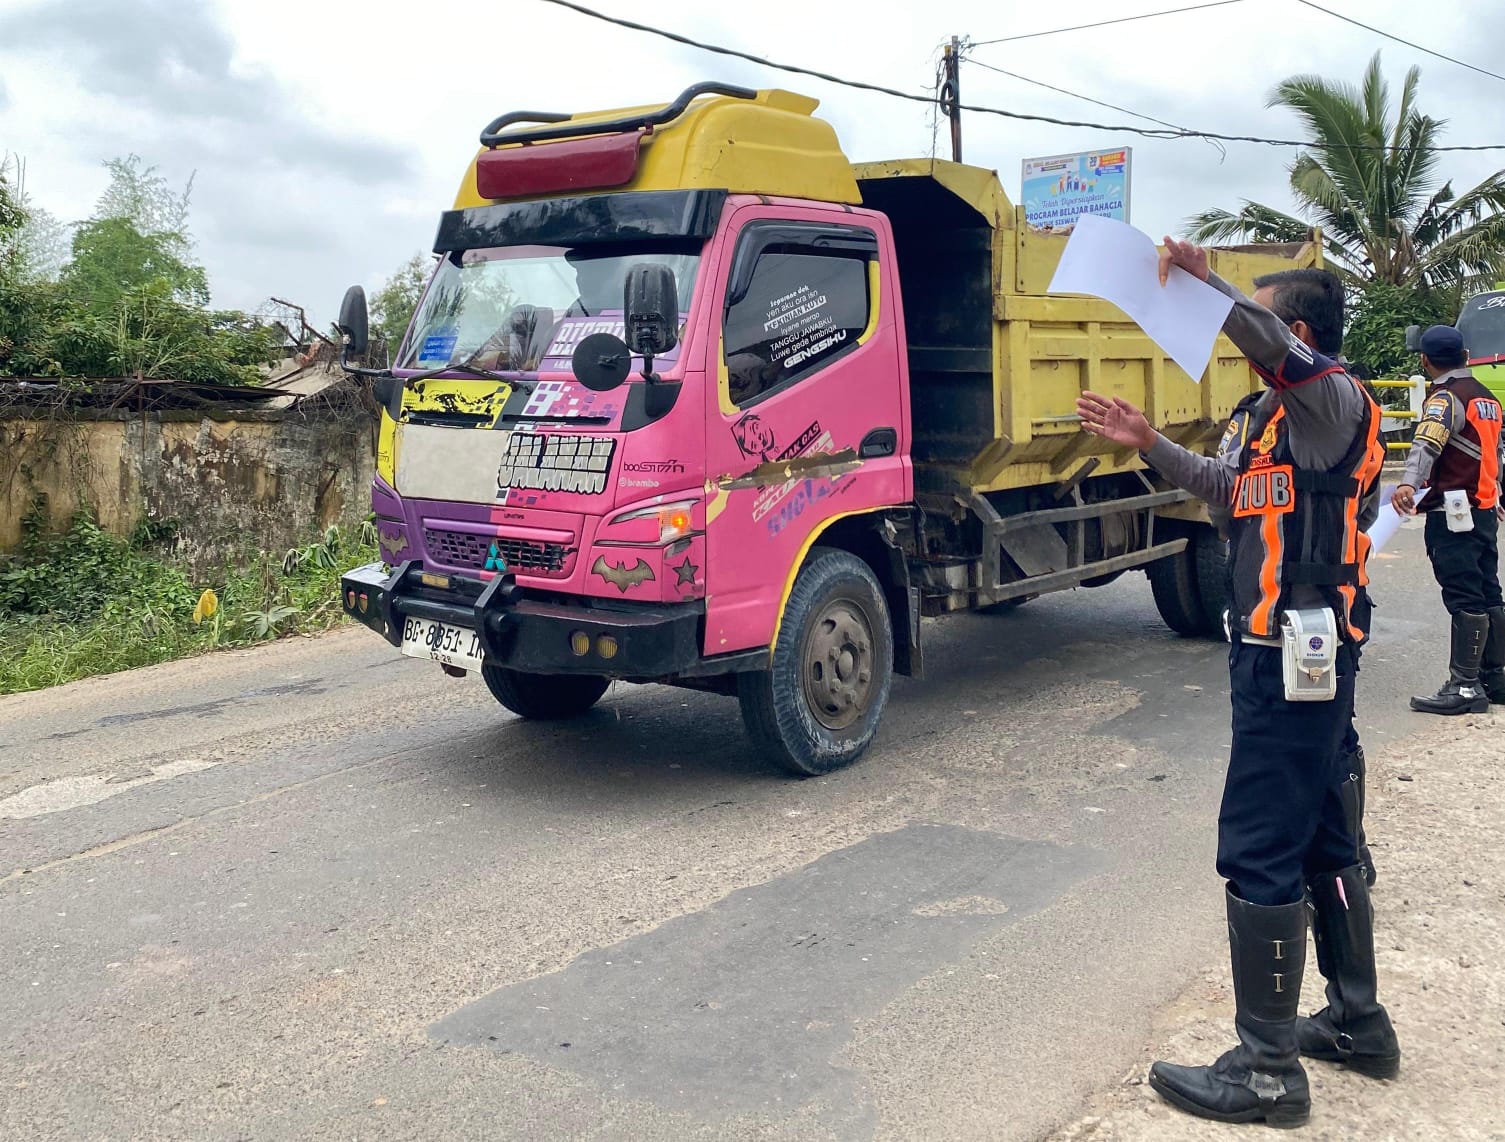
left=422, top=528, right=571, bottom=574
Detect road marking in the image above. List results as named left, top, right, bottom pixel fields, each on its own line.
left=0, top=758, right=219, bottom=820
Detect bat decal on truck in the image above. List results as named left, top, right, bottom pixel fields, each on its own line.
left=592, top=555, right=655, bottom=593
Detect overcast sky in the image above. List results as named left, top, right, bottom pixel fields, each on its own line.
left=2, top=0, right=1502, bottom=324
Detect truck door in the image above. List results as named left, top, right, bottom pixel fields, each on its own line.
left=702, top=206, right=910, bottom=655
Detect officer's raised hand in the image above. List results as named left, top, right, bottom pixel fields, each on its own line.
left=1391, top=484, right=1417, bottom=514
left=1077, top=391, right=1156, bottom=451
left=1159, top=237, right=1210, bottom=286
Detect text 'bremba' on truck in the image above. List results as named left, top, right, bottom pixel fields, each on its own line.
left=334, top=83, right=1321, bottom=776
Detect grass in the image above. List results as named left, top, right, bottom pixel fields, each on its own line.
left=0, top=513, right=378, bottom=696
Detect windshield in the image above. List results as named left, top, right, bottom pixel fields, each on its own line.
left=1458, top=293, right=1505, bottom=361
left=398, top=241, right=701, bottom=373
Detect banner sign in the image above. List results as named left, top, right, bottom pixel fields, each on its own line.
left=1022, top=148, right=1132, bottom=233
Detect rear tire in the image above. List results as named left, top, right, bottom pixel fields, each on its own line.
left=738, top=548, right=894, bottom=777
left=1146, top=523, right=1210, bottom=637
left=481, top=666, right=609, bottom=720
left=1193, top=526, right=1232, bottom=641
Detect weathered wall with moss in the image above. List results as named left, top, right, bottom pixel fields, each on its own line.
left=0, top=410, right=376, bottom=573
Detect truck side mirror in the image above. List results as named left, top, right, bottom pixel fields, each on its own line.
left=1404, top=324, right=1422, bottom=353
left=623, top=264, right=679, bottom=360
left=338, top=285, right=370, bottom=356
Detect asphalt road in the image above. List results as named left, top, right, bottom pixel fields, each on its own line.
left=0, top=524, right=1450, bottom=1141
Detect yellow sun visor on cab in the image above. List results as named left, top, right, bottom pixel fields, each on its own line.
left=455, top=84, right=861, bottom=209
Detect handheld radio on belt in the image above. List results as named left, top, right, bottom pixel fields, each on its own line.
left=1280, top=608, right=1339, bottom=701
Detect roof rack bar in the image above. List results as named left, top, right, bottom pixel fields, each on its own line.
left=477, top=110, right=573, bottom=140
left=479, top=81, right=758, bottom=148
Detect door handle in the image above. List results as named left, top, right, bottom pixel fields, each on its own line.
left=859, top=427, right=898, bottom=458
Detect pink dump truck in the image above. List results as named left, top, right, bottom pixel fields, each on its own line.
left=336, top=83, right=1320, bottom=774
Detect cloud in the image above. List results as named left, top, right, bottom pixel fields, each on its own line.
left=0, top=0, right=421, bottom=315
left=1, top=0, right=1500, bottom=321
left=0, top=0, right=410, bottom=183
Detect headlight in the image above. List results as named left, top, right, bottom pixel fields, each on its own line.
left=605, top=499, right=697, bottom=545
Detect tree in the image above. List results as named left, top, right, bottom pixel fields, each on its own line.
left=0, top=163, right=25, bottom=286
left=93, top=155, right=195, bottom=261
left=1189, top=53, right=1505, bottom=288
left=1186, top=54, right=1505, bottom=374
left=1, top=153, right=276, bottom=383
left=370, top=253, right=432, bottom=358
left=102, top=280, right=277, bottom=383
left=0, top=156, right=68, bottom=283
left=61, top=217, right=210, bottom=312
left=62, top=155, right=207, bottom=313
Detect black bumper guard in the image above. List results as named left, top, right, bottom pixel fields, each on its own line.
left=340, top=560, right=708, bottom=678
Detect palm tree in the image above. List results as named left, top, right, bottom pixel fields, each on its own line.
left=1188, top=53, right=1505, bottom=292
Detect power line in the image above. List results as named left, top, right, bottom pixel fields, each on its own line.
left=963, top=56, right=1197, bottom=139
left=971, top=0, right=1246, bottom=48
left=1294, top=0, right=1505, bottom=86
left=532, top=0, right=1505, bottom=152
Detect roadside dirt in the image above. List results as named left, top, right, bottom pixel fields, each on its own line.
left=1048, top=712, right=1505, bottom=1142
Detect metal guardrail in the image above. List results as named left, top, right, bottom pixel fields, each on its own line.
left=1369, top=375, right=1426, bottom=453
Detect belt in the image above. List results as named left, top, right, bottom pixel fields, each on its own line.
left=1238, top=633, right=1282, bottom=647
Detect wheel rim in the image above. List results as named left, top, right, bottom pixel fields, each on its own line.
left=800, top=597, right=875, bottom=732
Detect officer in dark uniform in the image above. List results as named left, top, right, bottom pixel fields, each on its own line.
left=1077, top=241, right=1399, bottom=1128
left=1218, top=390, right=1377, bottom=887
left=1393, top=325, right=1505, bottom=713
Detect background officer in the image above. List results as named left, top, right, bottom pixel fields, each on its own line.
left=1078, top=242, right=1398, bottom=1128
left=1393, top=325, right=1505, bottom=714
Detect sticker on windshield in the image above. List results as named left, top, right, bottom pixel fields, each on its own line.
left=418, top=328, right=459, bottom=365
left=544, top=318, right=628, bottom=359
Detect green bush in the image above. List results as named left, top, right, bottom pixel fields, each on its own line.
left=0, top=513, right=378, bottom=695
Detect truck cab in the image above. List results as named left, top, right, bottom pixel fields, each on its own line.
left=1456, top=287, right=1505, bottom=401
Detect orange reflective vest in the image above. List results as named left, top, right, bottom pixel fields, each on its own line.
left=1228, top=378, right=1385, bottom=642
left=1414, top=374, right=1503, bottom=512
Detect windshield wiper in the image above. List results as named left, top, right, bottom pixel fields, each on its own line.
left=422, top=362, right=537, bottom=392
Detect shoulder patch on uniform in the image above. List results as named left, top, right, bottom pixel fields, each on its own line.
left=1415, top=418, right=1450, bottom=448
left=1424, top=394, right=1452, bottom=417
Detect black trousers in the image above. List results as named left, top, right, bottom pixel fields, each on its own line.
left=1424, top=508, right=1503, bottom=614
left=1217, top=637, right=1358, bottom=906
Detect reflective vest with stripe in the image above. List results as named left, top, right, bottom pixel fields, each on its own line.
left=1416, top=374, right=1503, bottom=512
left=1228, top=376, right=1385, bottom=642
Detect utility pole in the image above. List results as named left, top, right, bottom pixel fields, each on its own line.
left=941, top=36, right=963, bottom=163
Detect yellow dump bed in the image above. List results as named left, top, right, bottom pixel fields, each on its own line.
left=853, top=159, right=1320, bottom=497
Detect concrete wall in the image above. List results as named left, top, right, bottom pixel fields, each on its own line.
left=0, top=410, right=376, bottom=573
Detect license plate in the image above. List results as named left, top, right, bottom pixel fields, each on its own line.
left=400, top=616, right=485, bottom=672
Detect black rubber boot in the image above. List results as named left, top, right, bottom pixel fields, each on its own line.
left=1410, top=611, right=1491, bottom=715
left=1298, top=865, right=1400, bottom=1079
left=1339, top=746, right=1376, bottom=887
left=1481, top=606, right=1505, bottom=705
left=1149, top=890, right=1310, bottom=1129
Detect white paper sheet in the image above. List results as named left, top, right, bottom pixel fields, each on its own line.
left=1366, top=483, right=1409, bottom=553
left=1047, top=215, right=1235, bottom=383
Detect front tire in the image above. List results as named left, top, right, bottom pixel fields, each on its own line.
left=481, top=666, right=609, bottom=720
left=738, top=548, right=894, bottom=777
